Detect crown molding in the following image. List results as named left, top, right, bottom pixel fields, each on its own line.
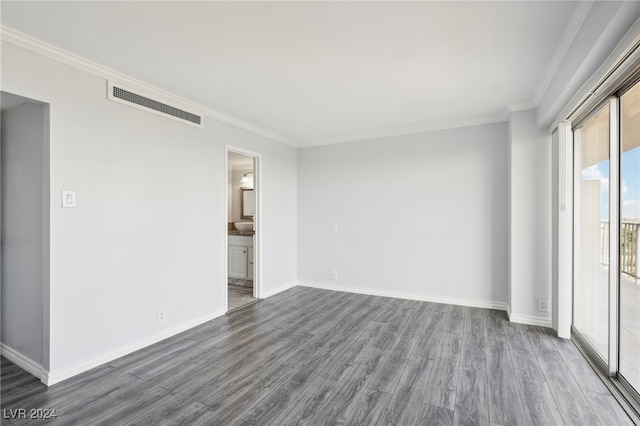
left=298, top=112, right=509, bottom=148
left=501, top=102, right=537, bottom=123
left=0, top=25, right=298, bottom=147
left=506, top=103, right=537, bottom=113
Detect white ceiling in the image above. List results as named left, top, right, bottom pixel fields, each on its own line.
left=2, top=1, right=579, bottom=147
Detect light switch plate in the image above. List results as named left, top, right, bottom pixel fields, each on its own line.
left=62, top=190, right=76, bottom=208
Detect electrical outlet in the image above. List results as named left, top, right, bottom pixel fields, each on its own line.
left=331, top=270, right=338, bottom=280
left=331, top=224, right=338, bottom=232
left=157, top=310, right=166, bottom=324
left=537, top=299, right=549, bottom=312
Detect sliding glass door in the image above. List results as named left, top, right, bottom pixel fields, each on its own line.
left=573, top=78, right=640, bottom=404
left=574, top=104, right=611, bottom=364
left=620, top=82, right=640, bottom=394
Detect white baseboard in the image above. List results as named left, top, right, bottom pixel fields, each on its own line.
left=300, top=281, right=553, bottom=328
left=0, top=343, right=48, bottom=383
left=298, top=280, right=507, bottom=311
left=261, top=280, right=297, bottom=299
left=508, top=312, right=553, bottom=328
left=44, top=281, right=298, bottom=385
left=11, top=280, right=298, bottom=387
left=7, top=281, right=550, bottom=387
left=43, top=308, right=226, bottom=386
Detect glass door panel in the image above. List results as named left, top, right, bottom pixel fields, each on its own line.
left=574, top=105, right=611, bottom=363
left=620, top=83, right=640, bottom=394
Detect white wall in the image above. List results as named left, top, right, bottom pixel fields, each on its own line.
left=1, top=100, right=49, bottom=368
left=298, top=122, right=508, bottom=308
left=508, top=109, right=551, bottom=325
left=1, top=41, right=297, bottom=382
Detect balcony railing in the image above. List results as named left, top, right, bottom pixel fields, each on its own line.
left=621, top=221, right=639, bottom=279
left=601, top=221, right=639, bottom=280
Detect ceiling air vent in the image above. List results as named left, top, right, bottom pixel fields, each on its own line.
left=107, top=81, right=203, bottom=127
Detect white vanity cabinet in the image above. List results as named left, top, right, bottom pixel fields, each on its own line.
left=228, top=235, right=254, bottom=280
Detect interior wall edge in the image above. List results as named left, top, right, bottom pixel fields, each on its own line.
left=0, top=342, right=47, bottom=384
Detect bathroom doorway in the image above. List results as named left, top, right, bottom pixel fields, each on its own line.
left=226, top=148, right=260, bottom=311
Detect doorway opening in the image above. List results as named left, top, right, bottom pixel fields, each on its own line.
left=226, top=149, right=259, bottom=312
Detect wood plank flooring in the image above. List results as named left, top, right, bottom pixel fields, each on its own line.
left=1, top=287, right=635, bottom=425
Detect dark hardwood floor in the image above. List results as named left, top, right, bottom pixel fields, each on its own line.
left=1, top=287, right=635, bottom=425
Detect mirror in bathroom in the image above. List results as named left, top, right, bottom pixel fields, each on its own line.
left=241, top=188, right=254, bottom=219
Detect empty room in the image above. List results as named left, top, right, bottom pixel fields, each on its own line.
left=2, top=1, right=640, bottom=424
